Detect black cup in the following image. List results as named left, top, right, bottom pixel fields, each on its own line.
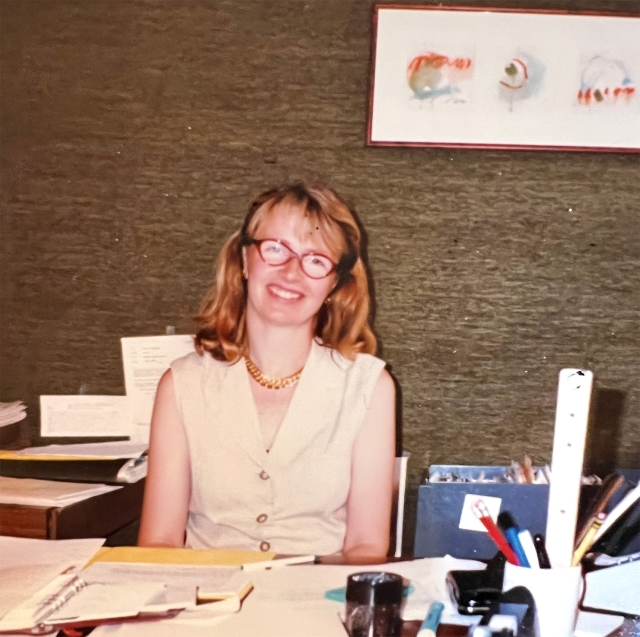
left=344, top=572, right=404, bottom=637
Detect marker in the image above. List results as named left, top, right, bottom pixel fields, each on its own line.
left=533, top=534, right=551, bottom=569
left=498, top=512, right=530, bottom=568
left=472, top=500, right=520, bottom=565
left=572, top=512, right=606, bottom=566
left=242, top=555, right=316, bottom=570
left=517, top=530, right=540, bottom=570
left=417, top=601, right=444, bottom=637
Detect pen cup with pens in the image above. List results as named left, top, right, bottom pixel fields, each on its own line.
left=502, top=562, right=582, bottom=637
left=471, top=499, right=584, bottom=637
left=344, top=572, right=404, bottom=637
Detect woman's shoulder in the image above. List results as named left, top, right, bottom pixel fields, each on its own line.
left=170, top=350, right=236, bottom=380
left=314, top=340, right=386, bottom=376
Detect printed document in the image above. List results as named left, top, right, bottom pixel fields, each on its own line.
left=40, top=395, right=130, bottom=437
left=121, top=335, right=195, bottom=442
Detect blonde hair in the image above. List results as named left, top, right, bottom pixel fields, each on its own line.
left=195, top=183, right=376, bottom=361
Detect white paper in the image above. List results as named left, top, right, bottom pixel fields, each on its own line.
left=40, top=395, right=130, bottom=437
left=121, top=335, right=195, bottom=443
left=583, top=560, right=640, bottom=615
left=0, top=537, right=104, bottom=620
left=82, top=562, right=247, bottom=603
left=45, top=581, right=167, bottom=623
left=91, top=557, right=488, bottom=637
left=0, top=401, right=27, bottom=427
left=459, top=494, right=502, bottom=532
left=16, top=441, right=148, bottom=459
left=0, top=476, right=121, bottom=507
left=229, top=556, right=485, bottom=626
left=575, top=611, right=625, bottom=637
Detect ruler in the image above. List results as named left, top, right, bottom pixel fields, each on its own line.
left=545, top=369, right=593, bottom=568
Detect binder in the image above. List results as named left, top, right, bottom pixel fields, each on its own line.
left=0, top=553, right=255, bottom=634
left=0, top=570, right=183, bottom=634
left=0, top=453, right=147, bottom=484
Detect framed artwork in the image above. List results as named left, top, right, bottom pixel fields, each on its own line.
left=367, top=5, right=640, bottom=152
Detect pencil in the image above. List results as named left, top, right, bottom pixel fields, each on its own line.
left=472, top=500, right=520, bottom=565
left=242, top=555, right=317, bottom=570
left=574, top=474, right=624, bottom=549
left=572, top=512, right=606, bottom=566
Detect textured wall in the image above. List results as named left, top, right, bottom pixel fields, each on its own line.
left=1, top=0, right=639, bottom=551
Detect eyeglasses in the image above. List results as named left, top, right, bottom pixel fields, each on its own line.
left=249, top=238, right=337, bottom=279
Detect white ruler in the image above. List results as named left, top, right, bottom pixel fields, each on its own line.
left=545, top=369, right=593, bottom=568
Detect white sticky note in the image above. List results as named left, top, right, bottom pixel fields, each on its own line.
left=459, top=494, right=502, bottom=532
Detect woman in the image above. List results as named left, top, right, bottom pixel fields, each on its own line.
left=138, top=183, right=395, bottom=560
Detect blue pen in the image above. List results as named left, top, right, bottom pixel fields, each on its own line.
left=504, top=527, right=530, bottom=567
left=498, top=512, right=530, bottom=568
left=417, top=601, right=444, bottom=637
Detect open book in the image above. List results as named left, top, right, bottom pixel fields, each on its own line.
left=0, top=561, right=252, bottom=634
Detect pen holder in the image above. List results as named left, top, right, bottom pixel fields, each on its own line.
left=344, top=572, right=403, bottom=637
left=502, top=562, right=582, bottom=637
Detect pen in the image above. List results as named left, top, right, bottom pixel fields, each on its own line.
left=472, top=500, right=519, bottom=565
left=533, top=534, right=551, bottom=569
left=497, top=512, right=530, bottom=568
left=417, top=601, right=444, bottom=637
left=517, top=530, right=540, bottom=570
left=572, top=512, right=606, bottom=566
left=242, top=555, right=317, bottom=570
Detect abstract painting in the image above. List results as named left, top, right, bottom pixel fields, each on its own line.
left=368, top=5, right=640, bottom=151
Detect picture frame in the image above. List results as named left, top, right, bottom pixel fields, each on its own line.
left=367, top=5, right=640, bottom=152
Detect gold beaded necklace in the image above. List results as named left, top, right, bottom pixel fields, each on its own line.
left=244, top=356, right=303, bottom=390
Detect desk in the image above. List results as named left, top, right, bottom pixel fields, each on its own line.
left=0, top=480, right=144, bottom=539
left=85, top=558, right=640, bottom=637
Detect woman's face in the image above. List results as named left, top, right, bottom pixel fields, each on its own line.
left=242, top=202, right=341, bottom=333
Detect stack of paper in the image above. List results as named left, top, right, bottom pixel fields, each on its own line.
left=0, top=401, right=26, bottom=427
left=0, top=476, right=121, bottom=507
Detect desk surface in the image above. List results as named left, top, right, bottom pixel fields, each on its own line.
left=82, top=558, right=639, bottom=637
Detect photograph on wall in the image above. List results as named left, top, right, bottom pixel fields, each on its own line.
left=368, top=5, right=640, bottom=151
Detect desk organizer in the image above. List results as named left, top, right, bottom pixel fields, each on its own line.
left=415, top=465, right=585, bottom=560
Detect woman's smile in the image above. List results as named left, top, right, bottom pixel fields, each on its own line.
left=267, top=284, right=303, bottom=301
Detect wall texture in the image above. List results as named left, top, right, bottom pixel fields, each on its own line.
left=1, top=0, right=639, bottom=552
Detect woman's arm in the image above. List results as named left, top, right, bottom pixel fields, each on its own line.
left=137, top=369, right=192, bottom=547
left=342, top=368, right=396, bottom=562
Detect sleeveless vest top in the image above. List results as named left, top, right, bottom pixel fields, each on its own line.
left=170, top=339, right=385, bottom=555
